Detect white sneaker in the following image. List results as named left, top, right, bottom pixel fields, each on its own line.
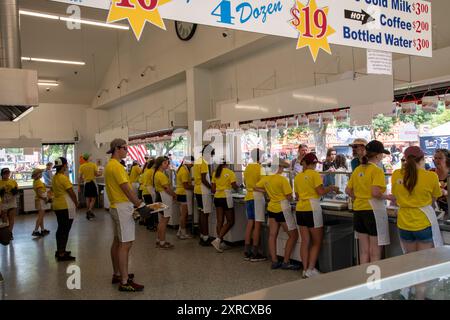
left=211, top=238, right=223, bottom=253
left=305, top=268, right=321, bottom=278
left=177, top=234, right=192, bottom=240
left=176, top=229, right=182, bottom=237
left=302, top=270, right=307, bottom=279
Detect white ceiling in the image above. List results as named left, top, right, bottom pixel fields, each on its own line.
left=17, top=0, right=450, bottom=105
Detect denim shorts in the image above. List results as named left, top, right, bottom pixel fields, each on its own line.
left=246, top=200, right=255, bottom=220
left=398, top=227, right=433, bottom=243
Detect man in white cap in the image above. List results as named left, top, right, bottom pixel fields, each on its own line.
left=349, top=138, right=368, bottom=171
left=104, top=138, right=152, bottom=292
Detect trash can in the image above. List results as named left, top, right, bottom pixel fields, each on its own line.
left=318, top=220, right=354, bottom=273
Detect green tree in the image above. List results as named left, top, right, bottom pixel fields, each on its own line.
left=146, top=136, right=185, bottom=156
left=399, top=107, right=433, bottom=127
left=372, top=114, right=394, bottom=139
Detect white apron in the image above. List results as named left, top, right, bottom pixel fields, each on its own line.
left=253, top=191, right=266, bottom=223
left=309, top=198, right=324, bottom=228
left=399, top=205, right=443, bottom=253
left=186, top=190, right=194, bottom=216
left=368, top=198, right=390, bottom=246
left=280, top=199, right=297, bottom=231
left=225, top=189, right=234, bottom=209
left=200, top=183, right=213, bottom=214
left=159, top=191, right=173, bottom=218
left=64, top=194, right=77, bottom=220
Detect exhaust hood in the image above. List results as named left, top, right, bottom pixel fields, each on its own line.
left=0, top=68, right=38, bottom=121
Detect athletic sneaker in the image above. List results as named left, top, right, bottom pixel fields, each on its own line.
left=211, top=238, right=223, bottom=253
left=305, top=268, right=321, bottom=278
left=177, top=234, right=192, bottom=240
left=244, top=252, right=252, bottom=261
left=112, top=273, right=135, bottom=284
left=41, top=229, right=50, bottom=235
left=32, top=231, right=42, bottom=237
left=302, top=270, right=307, bottom=279
left=271, top=261, right=282, bottom=269
left=57, top=254, right=76, bottom=262
left=54, top=251, right=71, bottom=258
left=219, top=242, right=230, bottom=250
left=250, top=254, right=267, bottom=262
left=158, top=242, right=174, bottom=250
left=199, top=238, right=210, bottom=247
left=281, top=262, right=301, bottom=270
left=118, top=279, right=144, bottom=292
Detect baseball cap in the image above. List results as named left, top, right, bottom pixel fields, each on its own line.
left=404, top=146, right=424, bottom=158
left=366, top=140, right=390, bottom=155
left=31, top=168, right=44, bottom=179
left=349, top=138, right=368, bottom=147
left=303, top=153, right=320, bottom=165
left=106, top=138, right=127, bottom=154
left=54, top=157, right=68, bottom=168
left=82, top=153, right=90, bottom=161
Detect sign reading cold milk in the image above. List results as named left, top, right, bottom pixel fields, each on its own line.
left=51, top=0, right=432, bottom=58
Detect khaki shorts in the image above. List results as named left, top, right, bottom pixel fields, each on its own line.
left=1, top=199, right=17, bottom=212
left=110, top=202, right=135, bottom=242
left=35, top=199, right=46, bottom=211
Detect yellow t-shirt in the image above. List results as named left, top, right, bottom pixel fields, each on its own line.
left=256, top=174, right=292, bottom=213
left=79, top=162, right=98, bottom=183
left=193, top=157, right=209, bottom=195
left=129, top=165, right=142, bottom=184
left=212, top=168, right=236, bottom=199
left=139, top=167, right=149, bottom=191
left=141, top=168, right=154, bottom=196
left=392, top=169, right=442, bottom=231
left=0, top=179, right=18, bottom=202
left=294, top=169, right=323, bottom=212
left=105, top=158, right=131, bottom=209
left=51, top=173, right=73, bottom=211
left=33, top=179, right=46, bottom=201
left=347, top=163, right=386, bottom=211
left=244, top=163, right=265, bottom=201
left=154, top=170, right=170, bottom=193
left=176, top=165, right=191, bottom=196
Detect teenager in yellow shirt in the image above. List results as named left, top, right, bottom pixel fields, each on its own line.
left=294, top=153, right=339, bottom=278
left=175, top=156, right=194, bottom=240
left=31, top=168, right=50, bottom=237
left=153, top=156, right=177, bottom=249
left=129, top=161, right=142, bottom=197
left=79, top=153, right=101, bottom=221
left=255, top=159, right=299, bottom=270
left=141, top=159, right=156, bottom=230
left=346, top=140, right=393, bottom=264
left=243, top=148, right=266, bottom=262
left=210, top=160, right=239, bottom=253
left=0, top=168, right=19, bottom=239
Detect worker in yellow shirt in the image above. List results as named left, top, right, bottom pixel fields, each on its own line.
left=129, top=161, right=142, bottom=197
left=51, top=157, right=79, bottom=261
left=243, top=148, right=266, bottom=262
left=141, top=159, right=156, bottom=230
left=193, top=145, right=215, bottom=246
left=346, top=140, right=393, bottom=264
left=210, top=159, right=239, bottom=253
left=138, top=157, right=153, bottom=201
left=32, top=168, right=51, bottom=237
left=153, top=156, right=177, bottom=249
left=79, top=153, right=102, bottom=221
left=0, top=168, right=19, bottom=239
left=255, top=158, right=299, bottom=270
left=175, top=156, right=194, bottom=240
left=294, top=153, right=339, bottom=278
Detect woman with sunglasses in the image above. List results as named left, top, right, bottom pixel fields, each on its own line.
left=430, top=149, right=449, bottom=213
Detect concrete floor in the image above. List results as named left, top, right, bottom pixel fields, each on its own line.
left=0, top=210, right=302, bottom=300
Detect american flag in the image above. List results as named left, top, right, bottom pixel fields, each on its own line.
left=128, top=144, right=148, bottom=165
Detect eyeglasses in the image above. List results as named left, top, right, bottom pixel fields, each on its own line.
left=351, top=145, right=363, bottom=149
left=119, top=146, right=128, bottom=151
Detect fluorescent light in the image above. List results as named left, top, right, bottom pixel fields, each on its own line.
left=60, top=17, right=129, bottom=30
left=22, top=57, right=85, bottom=65
left=13, top=107, right=34, bottom=122
left=38, top=81, right=59, bottom=87
left=19, top=10, right=59, bottom=20
left=19, top=10, right=129, bottom=30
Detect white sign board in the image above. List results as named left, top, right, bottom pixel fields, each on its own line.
left=367, top=49, right=393, bottom=75
left=51, top=0, right=432, bottom=57
left=399, top=122, right=419, bottom=141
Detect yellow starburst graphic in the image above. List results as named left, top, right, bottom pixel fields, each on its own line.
left=291, top=0, right=335, bottom=62
left=107, top=0, right=172, bottom=40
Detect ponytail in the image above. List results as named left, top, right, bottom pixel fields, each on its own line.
left=361, top=151, right=378, bottom=165
left=153, top=156, right=166, bottom=187
left=215, top=164, right=226, bottom=178
left=404, top=155, right=422, bottom=194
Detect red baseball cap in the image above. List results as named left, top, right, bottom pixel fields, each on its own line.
left=404, top=146, right=424, bottom=158
left=303, top=153, right=320, bottom=165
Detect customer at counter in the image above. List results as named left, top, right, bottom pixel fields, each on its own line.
left=243, top=148, right=267, bottom=262
left=153, top=156, right=177, bottom=249
left=175, top=156, right=194, bottom=240
left=345, top=140, right=392, bottom=264
left=194, top=145, right=215, bottom=247
left=141, top=159, right=156, bottom=230
left=255, top=159, right=299, bottom=270
left=322, top=148, right=337, bottom=187
left=43, top=162, right=53, bottom=187
left=291, top=144, right=308, bottom=175
left=295, top=153, right=339, bottom=278
left=0, top=168, right=19, bottom=239
left=430, top=149, right=449, bottom=213
left=129, top=161, right=142, bottom=197
left=349, top=138, right=368, bottom=171
left=211, top=160, right=239, bottom=253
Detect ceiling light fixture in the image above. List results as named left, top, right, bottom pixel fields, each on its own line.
left=22, top=57, right=85, bottom=65
left=13, top=107, right=34, bottom=122
left=38, top=80, right=59, bottom=87
left=19, top=10, right=129, bottom=30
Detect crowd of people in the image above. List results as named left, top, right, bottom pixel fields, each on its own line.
left=0, top=137, right=448, bottom=294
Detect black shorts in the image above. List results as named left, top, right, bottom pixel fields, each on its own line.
left=296, top=211, right=314, bottom=228
left=214, top=198, right=232, bottom=210
left=195, top=194, right=203, bottom=210
left=353, top=210, right=378, bottom=236
left=177, top=195, right=187, bottom=203
left=155, top=192, right=162, bottom=203
left=143, top=194, right=153, bottom=205
left=267, top=211, right=285, bottom=223
left=84, top=181, right=98, bottom=198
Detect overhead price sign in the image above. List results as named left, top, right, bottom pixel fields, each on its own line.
left=51, top=0, right=432, bottom=59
